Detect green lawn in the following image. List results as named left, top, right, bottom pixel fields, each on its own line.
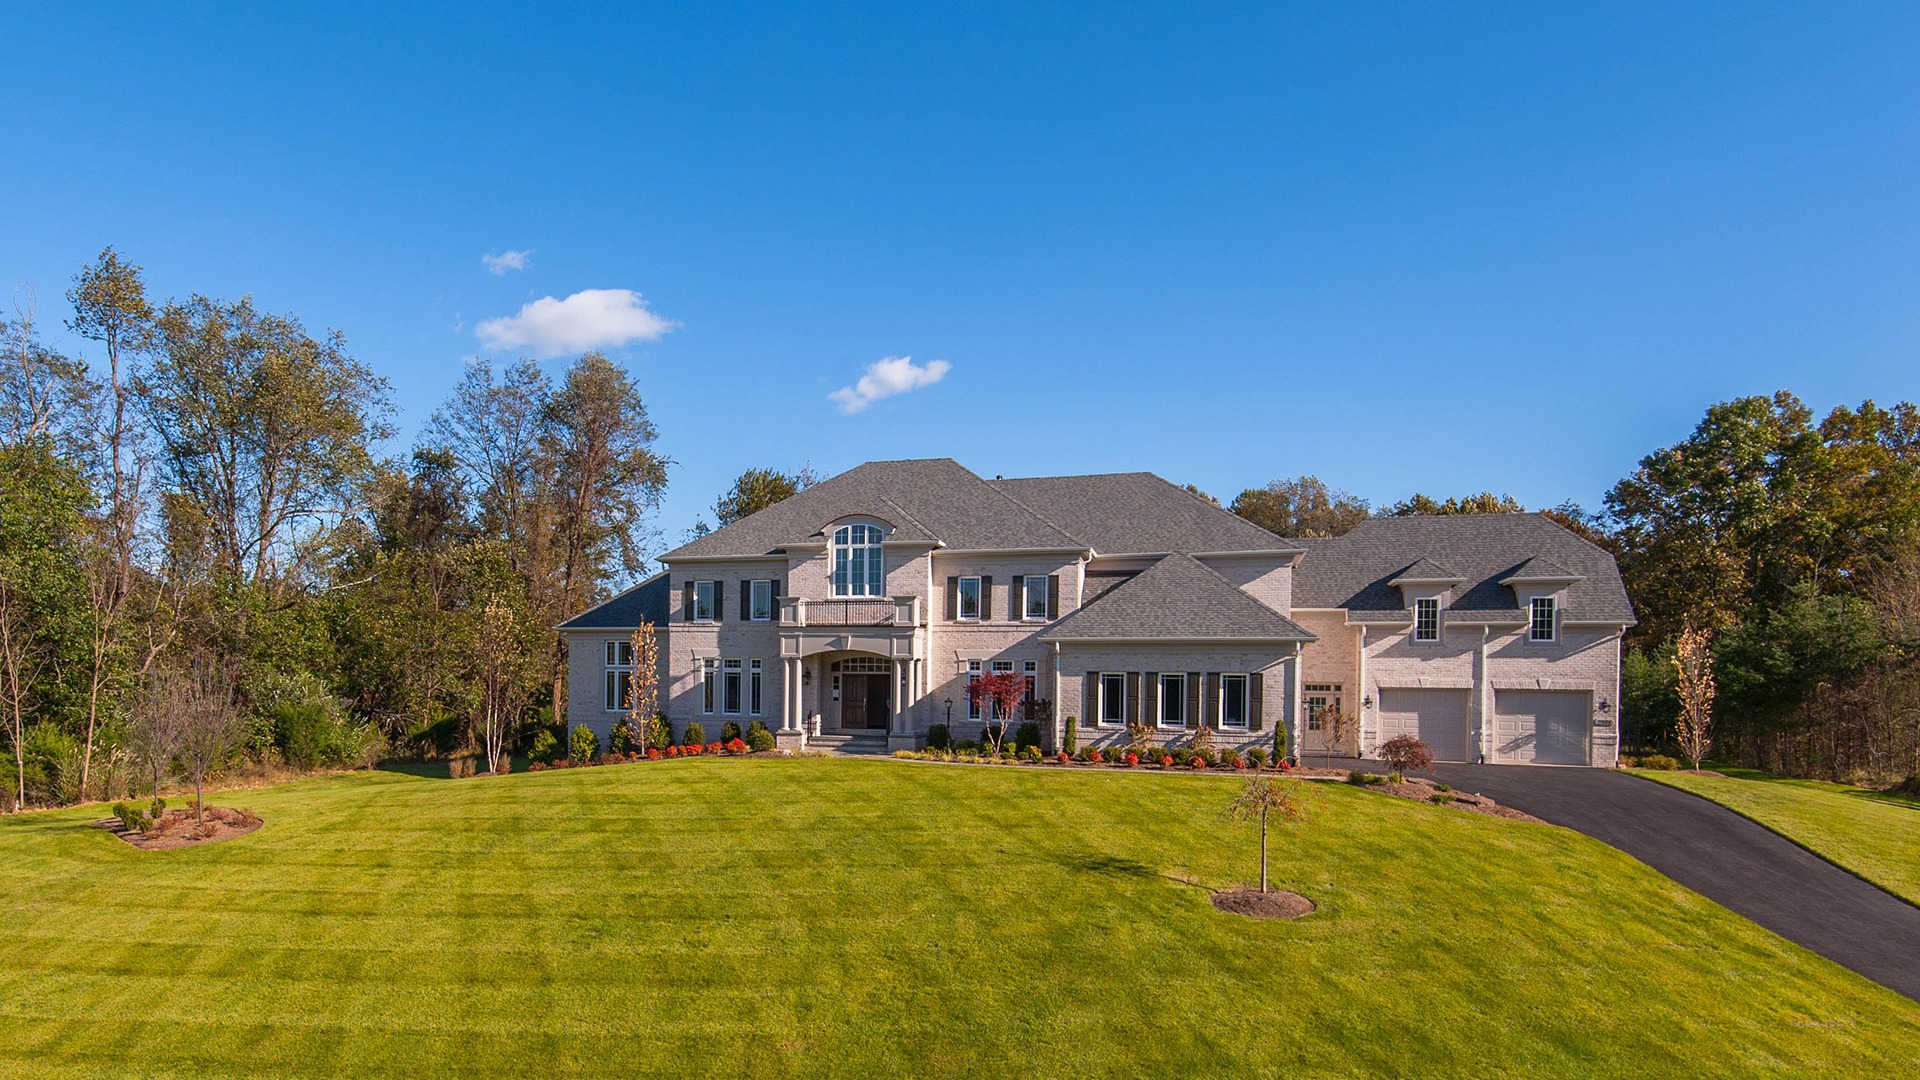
left=1631, top=766, right=1920, bottom=905
left=3, top=760, right=1917, bottom=1079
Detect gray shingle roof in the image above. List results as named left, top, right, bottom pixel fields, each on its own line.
left=659, top=459, right=1083, bottom=560
left=992, top=472, right=1303, bottom=556
left=1041, top=553, right=1316, bottom=642
left=1499, top=556, right=1582, bottom=583
left=1291, top=515, right=1636, bottom=624
left=558, top=572, right=671, bottom=630
left=1388, top=557, right=1464, bottom=585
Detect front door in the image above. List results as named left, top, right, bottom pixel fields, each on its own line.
left=842, top=674, right=871, bottom=729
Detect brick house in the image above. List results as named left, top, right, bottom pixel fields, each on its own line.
left=560, top=458, right=1635, bottom=765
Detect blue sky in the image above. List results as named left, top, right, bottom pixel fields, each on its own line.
left=5, top=3, right=1918, bottom=552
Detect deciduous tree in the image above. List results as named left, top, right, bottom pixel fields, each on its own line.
left=1230, top=476, right=1370, bottom=538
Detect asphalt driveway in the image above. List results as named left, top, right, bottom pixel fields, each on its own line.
left=1370, top=762, right=1920, bottom=1002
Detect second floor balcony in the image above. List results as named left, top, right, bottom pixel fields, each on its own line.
left=779, top=595, right=922, bottom=628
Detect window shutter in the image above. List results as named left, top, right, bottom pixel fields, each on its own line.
left=1084, top=672, right=1099, bottom=723
left=683, top=582, right=694, bottom=622
left=979, top=576, right=993, bottom=621
left=1205, top=674, right=1219, bottom=729
left=1143, top=672, right=1158, bottom=725
left=1187, top=673, right=1202, bottom=728
left=741, top=581, right=752, bottom=621
left=1048, top=574, right=1060, bottom=619
left=713, top=580, right=724, bottom=622
left=1249, top=672, right=1264, bottom=731
left=1126, top=673, right=1141, bottom=724
left=946, top=576, right=959, bottom=620
left=1014, top=576, right=1025, bottom=619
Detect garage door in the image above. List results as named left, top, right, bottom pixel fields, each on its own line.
left=1492, top=691, right=1591, bottom=766
left=1375, top=688, right=1471, bottom=763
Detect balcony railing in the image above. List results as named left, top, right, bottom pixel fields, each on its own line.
left=779, top=595, right=921, bottom=628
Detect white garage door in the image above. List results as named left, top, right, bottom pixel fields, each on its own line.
left=1375, top=688, right=1471, bottom=763
left=1492, top=691, right=1591, bottom=766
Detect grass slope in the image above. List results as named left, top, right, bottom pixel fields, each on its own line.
left=2, top=759, right=1917, bottom=1079
left=1632, top=766, right=1920, bottom=906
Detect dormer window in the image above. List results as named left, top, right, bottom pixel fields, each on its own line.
left=1530, top=596, right=1557, bottom=641
left=1414, top=598, right=1440, bottom=642
left=832, top=523, right=885, bottom=597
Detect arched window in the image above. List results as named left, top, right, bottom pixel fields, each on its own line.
left=832, top=523, right=885, bottom=597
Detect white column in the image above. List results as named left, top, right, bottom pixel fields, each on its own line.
left=892, top=657, right=907, bottom=734
left=782, top=659, right=799, bottom=732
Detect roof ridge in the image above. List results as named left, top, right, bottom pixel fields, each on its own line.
left=984, top=478, right=1090, bottom=549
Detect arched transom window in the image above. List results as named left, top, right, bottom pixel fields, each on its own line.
left=832, top=523, right=885, bottom=597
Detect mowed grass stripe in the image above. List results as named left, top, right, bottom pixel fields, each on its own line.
left=1, top=758, right=1916, bottom=1078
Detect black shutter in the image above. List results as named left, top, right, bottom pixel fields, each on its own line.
left=1143, top=672, right=1158, bottom=726
left=1013, top=576, right=1025, bottom=620
left=1084, top=672, right=1099, bottom=724
left=1205, top=674, right=1219, bottom=730
left=979, top=576, right=993, bottom=622
left=1187, top=673, right=1202, bottom=729
left=713, top=580, right=724, bottom=622
left=683, top=582, right=694, bottom=622
left=946, top=576, right=958, bottom=620
left=1249, top=672, right=1264, bottom=731
left=740, top=580, right=752, bottom=621
left=1126, top=673, right=1141, bottom=724
left=1048, top=574, right=1060, bottom=619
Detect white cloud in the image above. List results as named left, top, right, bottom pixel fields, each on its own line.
left=475, top=289, right=676, bottom=357
left=481, top=249, right=533, bottom=275
left=829, top=356, right=953, bottom=414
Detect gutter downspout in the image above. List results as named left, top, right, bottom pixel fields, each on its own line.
left=1477, top=624, right=1491, bottom=764
left=1356, top=624, right=1369, bottom=758
left=1051, top=640, right=1063, bottom=753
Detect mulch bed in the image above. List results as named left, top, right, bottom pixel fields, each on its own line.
left=1211, top=888, right=1315, bottom=920
left=1361, top=775, right=1546, bottom=824
left=94, top=807, right=263, bottom=850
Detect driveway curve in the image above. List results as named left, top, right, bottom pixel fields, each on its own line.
left=1413, top=763, right=1920, bottom=1002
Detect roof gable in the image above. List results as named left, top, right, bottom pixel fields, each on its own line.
left=558, top=572, right=671, bottom=631
left=1041, top=553, right=1315, bottom=642
left=991, top=472, right=1301, bottom=556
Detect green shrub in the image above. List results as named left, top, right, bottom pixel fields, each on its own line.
left=608, top=720, right=636, bottom=755
left=647, top=713, right=672, bottom=751
left=529, top=729, right=559, bottom=764
left=1430, top=792, right=1456, bottom=805
left=721, top=720, right=743, bottom=743
left=1247, top=747, right=1268, bottom=768
left=1434, top=782, right=1451, bottom=793
left=1014, top=722, right=1043, bottom=752
left=110, top=801, right=146, bottom=832
left=1168, top=747, right=1193, bottom=766
left=927, top=724, right=951, bottom=750
left=955, top=739, right=979, bottom=754
left=1023, top=745, right=1043, bottom=763
left=682, top=722, right=705, bottom=747
left=1063, top=716, right=1078, bottom=756
left=745, top=720, right=776, bottom=752
left=1637, top=754, right=1680, bottom=771
left=1191, top=747, right=1215, bottom=767
left=569, top=725, right=599, bottom=765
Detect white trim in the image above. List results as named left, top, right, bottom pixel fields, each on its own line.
left=1529, top=596, right=1558, bottom=642
left=749, top=579, right=774, bottom=622
left=692, top=580, right=717, bottom=623
left=1096, top=671, right=1128, bottom=727
left=1157, top=672, right=1188, bottom=730
left=956, top=576, right=983, bottom=621
left=1022, top=574, right=1050, bottom=621
left=750, top=659, right=763, bottom=717
left=1218, top=672, right=1251, bottom=730
left=1413, top=598, right=1441, bottom=643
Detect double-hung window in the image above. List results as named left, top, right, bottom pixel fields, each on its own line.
left=721, top=658, right=743, bottom=715
left=1530, top=596, right=1557, bottom=642
left=1158, top=673, right=1187, bottom=729
left=604, top=642, right=634, bottom=711
left=750, top=660, right=763, bottom=716
left=701, top=659, right=719, bottom=714
left=1023, top=576, right=1049, bottom=620
left=1098, top=673, right=1127, bottom=726
left=966, top=659, right=983, bottom=719
left=750, top=579, right=774, bottom=621
left=956, top=576, right=982, bottom=621
left=991, top=660, right=1015, bottom=720
left=1219, top=673, right=1250, bottom=729
left=1413, top=598, right=1440, bottom=642
left=833, top=524, right=885, bottom=597
left=1022, top=660, right=1038, bottom=710
left=692, top=580, right=716, bottom=622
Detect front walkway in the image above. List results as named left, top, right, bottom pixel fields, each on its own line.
left=1343, top=759, right=1920, bottom=1002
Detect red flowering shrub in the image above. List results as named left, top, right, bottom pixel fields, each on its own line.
left=726, top=738, right=749, bottom=755
left=1189, top=755, right=1208, bottom=769
left=1056, top=751, right=1070, bottom=764
left=1157, top=753, right=1174, bottom=768
left=1088, top=748, right=1104, bottom=764
left=647, top=747, right=663, bottom=761
left=666, top=746, right=681, bottom=758
left=685, top=743, right=703, bottom=756
left=1231, top=755, right=1248, bottom=770
left=1124, top=752, right=1139, bottom=767
left=705, top=741, right=723, bottom=755
left=528, top=761, right=546, bottom=772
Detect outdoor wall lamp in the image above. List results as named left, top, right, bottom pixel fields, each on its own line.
left=802, top=668, right=812, bottom=685
left=1361, top=695, right=1373, bottom=710
left=1597, top=698, right=1612, bottom=713
left=944, top=699, right=954, bottom=724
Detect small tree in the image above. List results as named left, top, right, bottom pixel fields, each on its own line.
left=1222, top=776, right=1312, bottom=893
left=1377, top=735, right=1434, bottom=781
left=128, top=665, right=189, bottom=805
left=474, top=594, right=526, bottom=774
left=967, top=671, right=1027, bottom=754
left=624, top=621, right=660, bottom=733
left=1319, top=706, right=1356, bottom=767
left=172, top=656, right=243, bottom=824
left=1672, top=621, right=1716, bottom=770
